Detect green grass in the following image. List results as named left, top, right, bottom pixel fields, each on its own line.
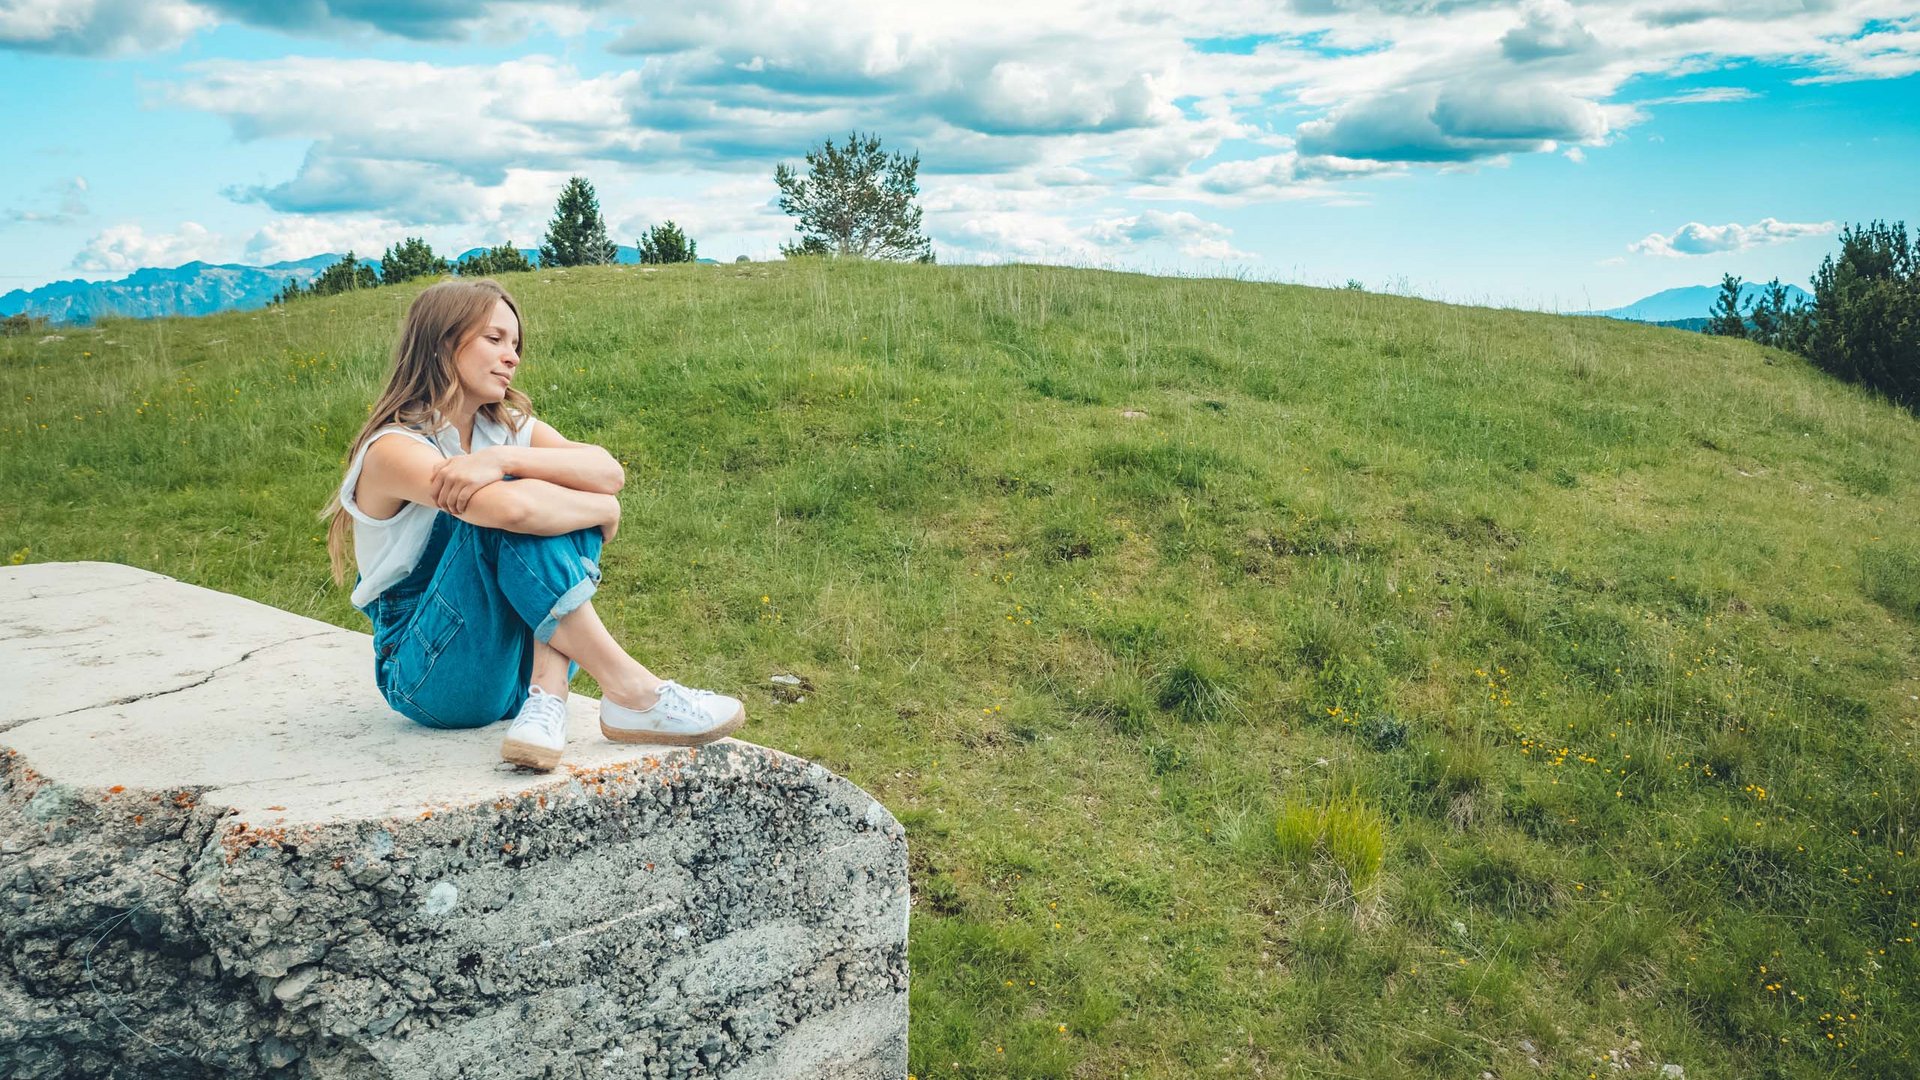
left=5, top=259, right=1919, bottom=1078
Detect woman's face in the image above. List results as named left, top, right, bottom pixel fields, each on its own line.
left=452, top=298, right=521, bottom=409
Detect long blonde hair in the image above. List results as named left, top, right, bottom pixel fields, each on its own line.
left=322, top=278, right=531, bottom=586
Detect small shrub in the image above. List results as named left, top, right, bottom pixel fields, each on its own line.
left=1, top=312, right=50, bottom=337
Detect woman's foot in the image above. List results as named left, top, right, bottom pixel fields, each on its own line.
left=501, top=685, right=570, bottom=770
left=600, top=680, right=745, bottom=746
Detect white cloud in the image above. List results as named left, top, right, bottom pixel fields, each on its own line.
left=1629, top=217, right=1836, bottom=257
left=0, top=0, right=597, bottom=54
left=1633, top=86, right=1759, bottom=105
left=938, top=210, right=1104, bottom=264
left=39, top=0, right=1906, bottom=273
left=1297, top=82, right=1613, bottom=164
left=1090, top=209, right=1255, bottom=261
left=1793, top=19, right=1920, bottom=84
left=70, top=221, right=221, bottom=271
left=6, top=174, right=89, bottom=223
left=1500, top=1, right=1599, bottom=62
left=168, top=57, right=650, bottom=181
left=0, top=0, right=208, bottom=54
left=242, top=216, right=412, bottom=264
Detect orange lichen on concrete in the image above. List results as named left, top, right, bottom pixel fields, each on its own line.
left=221, top=821, right=289, bottom=863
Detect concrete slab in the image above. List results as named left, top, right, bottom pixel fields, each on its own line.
left=0, top=563, right=909, bottom=1079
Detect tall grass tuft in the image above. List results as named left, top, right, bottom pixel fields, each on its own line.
left=1272, top=794, right=1389, bottom=893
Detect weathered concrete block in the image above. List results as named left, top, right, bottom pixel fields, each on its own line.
left=0, top=563, right=908, bottom=1078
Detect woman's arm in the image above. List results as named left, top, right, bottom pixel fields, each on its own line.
left=496, top=420, right=624, bottom=493
left=427, top=420, right=623, bottom=512
left=364, top=437, right=620, bottom=539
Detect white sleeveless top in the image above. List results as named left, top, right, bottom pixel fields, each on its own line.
left=340, top=410, right=535, bottom=609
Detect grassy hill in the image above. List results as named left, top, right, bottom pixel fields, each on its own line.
left=4, top=260, right=1917, bottom=1078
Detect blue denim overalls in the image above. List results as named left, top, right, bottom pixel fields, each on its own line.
left=359, top=500, right=603, bottom=730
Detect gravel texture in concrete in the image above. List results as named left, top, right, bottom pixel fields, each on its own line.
left=0, top=562, right=908, bottom=1078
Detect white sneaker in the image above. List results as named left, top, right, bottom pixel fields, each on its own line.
left=501, top=685, right=570, bottom=770
left=600, top=680, right=745, bottom=746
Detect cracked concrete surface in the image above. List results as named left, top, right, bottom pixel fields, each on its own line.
left=0, top=563, right=909, bottom=1078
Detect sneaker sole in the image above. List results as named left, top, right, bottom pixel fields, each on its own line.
left=501, top=736, right=564, bottom=771
left=598, top=703, right=746, bottom=746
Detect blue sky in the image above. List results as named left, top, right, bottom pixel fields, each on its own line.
left=3, top=1, right=1915, bottom=310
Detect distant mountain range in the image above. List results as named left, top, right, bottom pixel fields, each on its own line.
left=1, top=255, right=340, bottom=326
left=1579, top=282, right=1811, bottom=324
left=5, top=257, right=1808, bottom=329
left=2, top=246, right=719, bottom=325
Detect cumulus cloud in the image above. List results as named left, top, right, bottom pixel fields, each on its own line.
left=1793, top=17, right=1920, bottom=84
left=39, top=0, right=1908, bottom=271
left=1500, top=1, right=1599, bottom=62
left=0, top=0, right=597, bottom=53
left=1090, top=209, right=1254, bottom=260
left=0, top=0, right=208, bottom=54
left=1184, top=151, right=1393, bottom=199
left=938, top=210, right=1104, bottom=265
left=1629, top=217, right=1836, bottom=257
left=1298, top=82, right=1611, bottom=163
left=70, top=221, right=221, bottom=271
left=169, top=57, right=651, bottom=181
left=241, top=215, right=415, bottom=264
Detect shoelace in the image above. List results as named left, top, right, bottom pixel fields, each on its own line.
left=517, top=686, right=569, bottom=739
left=654, top=680, right=716, bottom=719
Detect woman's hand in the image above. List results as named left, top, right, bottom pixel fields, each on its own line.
left=429, top=449, right=508, bottom=514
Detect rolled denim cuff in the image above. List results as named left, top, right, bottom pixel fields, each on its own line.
left=535, top=560, right=599, bottom=642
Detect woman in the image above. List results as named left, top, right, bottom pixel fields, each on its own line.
left=322, top=278, right=743, bottom=770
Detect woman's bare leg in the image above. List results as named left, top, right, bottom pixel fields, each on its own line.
left=528, top=637, right=572, bottom=699
left=545, top=600, right=665, bottom=709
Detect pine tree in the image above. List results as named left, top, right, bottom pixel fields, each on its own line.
left=637, top=220, right=697, bottom=264
left=379, top=237, right=449, bottom=285
left=1748, top=277, right=1792, bottom=348
left=1706, top=273, right=1748, bottom=338
left=538, top=177, right=619, bottom=268
left=308, top=252, right=380, bottom=297
left=1804, top=220, right=1919, bottom=407
left=773, top=132, right=932, bottom=262
left=268, top=276, right=306, bottom=306
left=456, top=243, right=534, bottom=277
